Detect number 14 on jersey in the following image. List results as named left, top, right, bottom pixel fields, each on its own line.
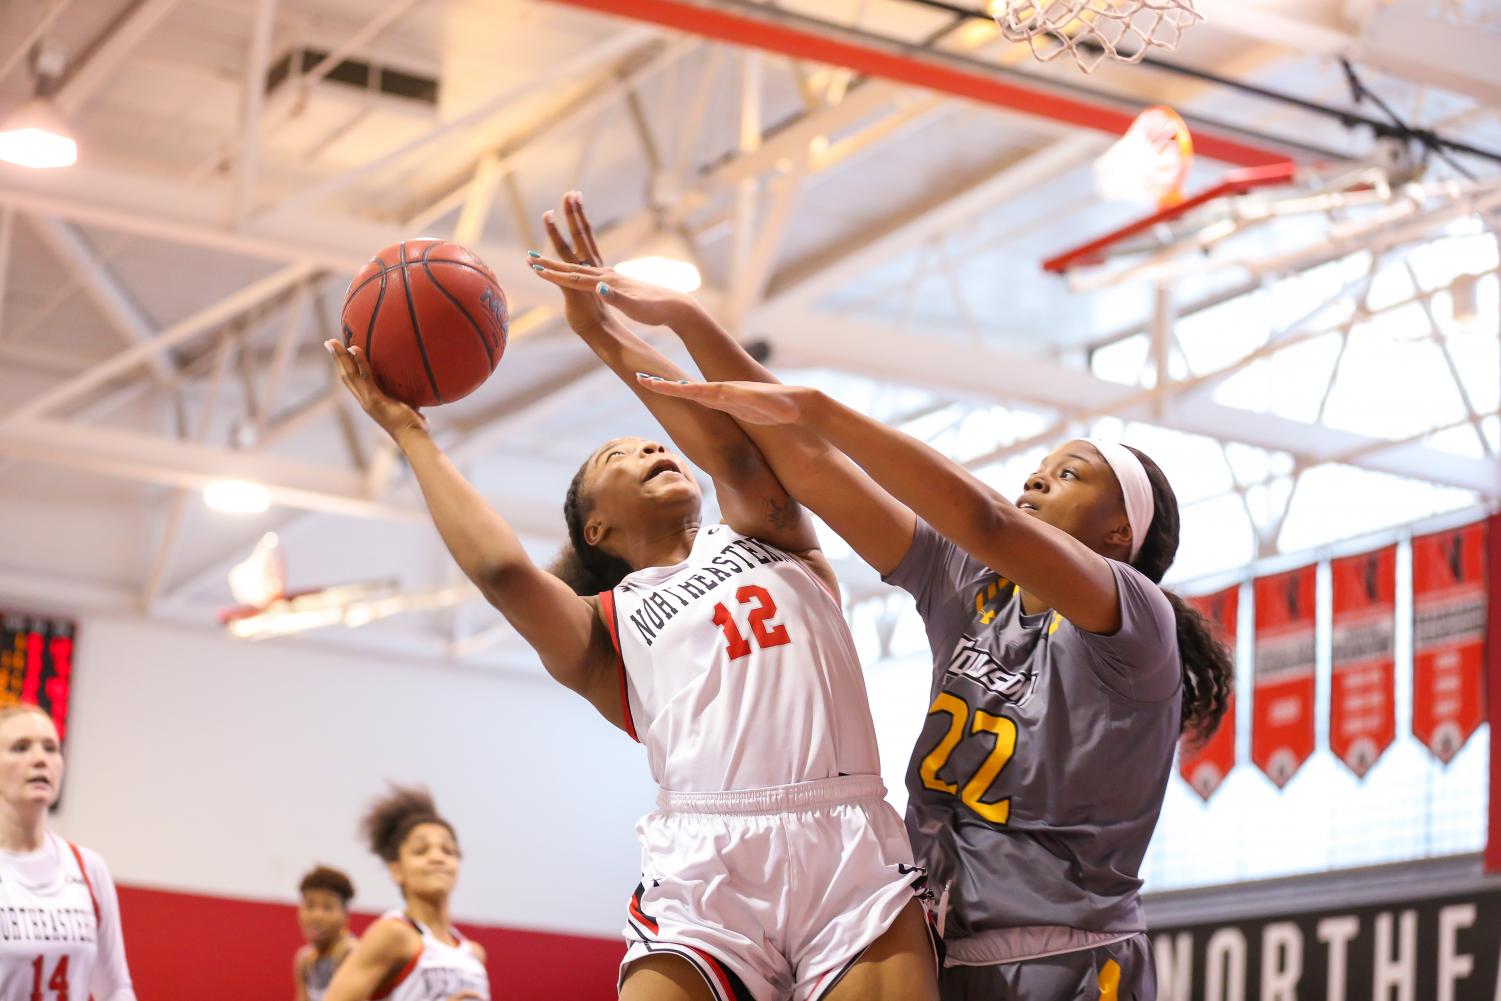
left=711, top=585, right=791, bottom=660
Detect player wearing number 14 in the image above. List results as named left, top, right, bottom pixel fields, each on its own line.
left=0, top=704, right=135, bottom=1001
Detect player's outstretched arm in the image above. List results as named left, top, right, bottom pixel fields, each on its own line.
left=641, top=378, right=1122, bottom=634
left=527, top=192, right=836, bottom=594
left=529, top=195, right=914, bottom=578
left=641, top=294, right=916, bottom=577
left=326, top=340, right=626, bottom=729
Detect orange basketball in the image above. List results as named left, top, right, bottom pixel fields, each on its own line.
left=340, top=239, right=508, bottom=408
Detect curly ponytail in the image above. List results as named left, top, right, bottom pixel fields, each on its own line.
left=1124, top=446, right=1234, bottom=746
left=361, top=784, right=457, bottom=863
left=551, top=457, right=633, bottom=596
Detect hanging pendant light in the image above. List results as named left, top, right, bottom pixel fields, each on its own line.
left=0, top=97, right=76, bottom=169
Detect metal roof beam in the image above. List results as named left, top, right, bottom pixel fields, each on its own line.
left=0, top=417, right=567, bottom=535
left=53, top=0, right=184, bottom=117
left=764, top=309, right=1501, bottom=497
left=26, top=216, right=177, bottom=385
left=757, top=134, right=1107, bottom=316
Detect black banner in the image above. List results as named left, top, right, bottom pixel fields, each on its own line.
left=1153, top=887, right=1501, bottom=1001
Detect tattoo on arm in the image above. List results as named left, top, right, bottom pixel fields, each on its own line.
left=764, top=495, right=802, bottom=532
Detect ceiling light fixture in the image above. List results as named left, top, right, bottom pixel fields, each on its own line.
left=204, top=479, right=273, bottom=514
left=615, top=256, right=702, bottom=294
left=0, top=98, right=76, bottom=169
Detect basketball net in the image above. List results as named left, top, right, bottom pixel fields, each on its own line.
left=990, top=0, right=1202, bottom=73
left=1094, top=105, right=1194, bottom=207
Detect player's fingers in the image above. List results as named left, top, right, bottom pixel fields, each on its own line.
left=529, top=266, right=597, bottom=291
left=350, top=350, right=384, bottom=398
left=568, top=190, right=605, bottom=265
left=332, top=364, right=364, bottom=404
left=324, top=339, right=358, bottom=378
left=596, top=280, right=636, bottom=302
left=347, top=345, right=374, bottom=383
left=528, top=254, right=596, bottom=275
left=564, top=192, right=592, bottom=264
left=634, top=373, right=706, bottom=400
left=542, top=210, right=576, bottom=263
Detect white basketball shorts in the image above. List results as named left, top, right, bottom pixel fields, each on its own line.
left=619, top=774, right=928, bottom=1001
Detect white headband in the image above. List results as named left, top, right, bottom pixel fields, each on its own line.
left=1083, top=438, right=1155, bottom=562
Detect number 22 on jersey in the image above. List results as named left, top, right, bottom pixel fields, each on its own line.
left=711, top=585, right=792, bottom=660
left=919, top=692, right=1018, bottom=825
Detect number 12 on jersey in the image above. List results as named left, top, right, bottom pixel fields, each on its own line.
left=711, top=585, right=792, bottom=660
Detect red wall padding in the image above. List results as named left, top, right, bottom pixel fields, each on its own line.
left=117, top=884, right=623, bottom=1000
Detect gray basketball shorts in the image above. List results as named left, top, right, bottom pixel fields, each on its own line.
left=938, top=933, right=1155, bottom=1001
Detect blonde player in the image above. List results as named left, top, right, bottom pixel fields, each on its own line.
left=323, top=787, right=487, bottom=1001
left=295, top=865, right=358, bottom=1001
left=326, top=194, right=937, bottom=1001
left=0, top=703, right=136, bottom=1001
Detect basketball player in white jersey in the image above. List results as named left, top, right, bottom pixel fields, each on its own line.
left=533, top=195, right=1234, bottom=999
left=323, top=787, right=487, bottom=1001
left=327, top=195, right=936, bottom=1000
left=0, top=703, right=136, bottom=1001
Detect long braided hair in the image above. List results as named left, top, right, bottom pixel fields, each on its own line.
left=1124, top=446, right=1234, bottom=748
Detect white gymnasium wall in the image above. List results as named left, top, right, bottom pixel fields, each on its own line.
left=50, top=614, right=657, bottom=936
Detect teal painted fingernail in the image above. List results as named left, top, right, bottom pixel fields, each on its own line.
left=527, top=250, right=541, bottom=258
left=532, top=263, right=544, bottom=271
left=598, top=282, right=611, bottom=295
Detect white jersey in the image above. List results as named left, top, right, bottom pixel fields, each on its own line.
left=0, top=833, right=135, bottom=1001
left=599, top=524, right=882, bottom=791
left=372, top=911, right=488, bottom=1001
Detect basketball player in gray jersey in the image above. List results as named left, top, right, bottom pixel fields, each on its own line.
left=548, top=243, right=1234, bottom=1000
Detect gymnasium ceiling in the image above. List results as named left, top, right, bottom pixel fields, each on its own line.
left=0, top=0, right=1497, bottom=668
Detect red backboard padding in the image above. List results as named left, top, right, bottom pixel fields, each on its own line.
left=117, top=883, right=623, bottom=1000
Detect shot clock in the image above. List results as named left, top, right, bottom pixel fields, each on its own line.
left=0, top=610, right=76, bottom=743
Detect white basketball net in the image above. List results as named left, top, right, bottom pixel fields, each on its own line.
left=992, top=0, right=1203, bottom=73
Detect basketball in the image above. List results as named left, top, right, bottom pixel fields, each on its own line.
left=340, top=239, right=509, bottom=408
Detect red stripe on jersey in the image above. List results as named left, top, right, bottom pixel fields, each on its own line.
left=597, top=589, right=639, bottom=742
left=67, top=842, right=100, bottom=923
left=371, top=949, right=421, bottom=1000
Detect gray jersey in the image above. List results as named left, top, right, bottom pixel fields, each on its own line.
left=885, top=520, right=1180, bottom=943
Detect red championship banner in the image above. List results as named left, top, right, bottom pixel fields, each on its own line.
left=1329, top=546, right=1396, bottom=778
left=1179, top=585, right=1238, bottom=800
left=1412, top=521, right=1488, bottom=763
left=1252, top=565, right=1317, bottom=788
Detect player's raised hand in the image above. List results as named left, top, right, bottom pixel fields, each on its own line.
left=635, top=374, right=813, bottom=426
left=324, top=339, right=428, bottom=442
left=535, top=190, right=611, bottom=334
left=528, top=256, right=688, bottom=329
